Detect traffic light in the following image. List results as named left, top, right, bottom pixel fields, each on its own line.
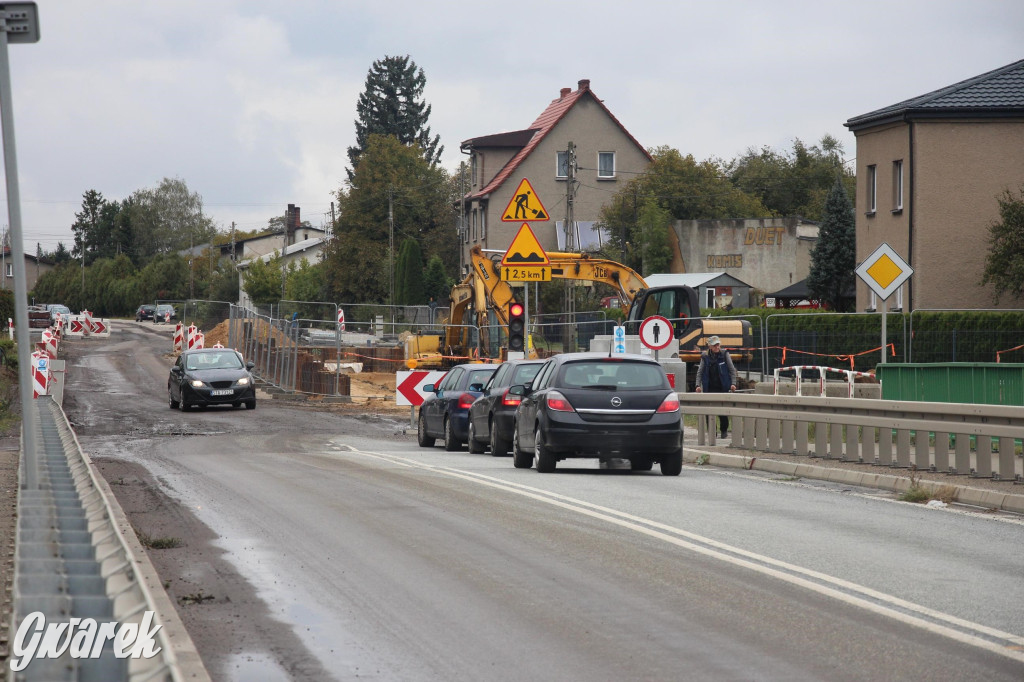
left=508, top=302, right=525, bottom=352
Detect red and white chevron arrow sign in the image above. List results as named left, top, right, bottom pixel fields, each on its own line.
left=395, top=370, right=447, bottom=406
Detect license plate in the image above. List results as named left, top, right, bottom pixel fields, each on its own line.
left=210, top=389, right=233, bottom=396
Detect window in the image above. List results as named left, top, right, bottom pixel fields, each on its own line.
left=598, top=151, right=615, bottom=178
left=892, top=159, right=903, bottom=212
left=866, top=165, right=877, bottom=215
left=556, top=151, right=568, bottom=178
left=4, top=263, right=11, bottom=277
left=470, top=154, right=478, bottom=187
left=480, top=210, right=486, bottom=240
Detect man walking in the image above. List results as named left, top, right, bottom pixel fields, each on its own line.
left=695, top=335, right=737, bottom=439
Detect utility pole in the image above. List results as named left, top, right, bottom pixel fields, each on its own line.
left=564, top=142, right=577, bottom=351
left=388, top=187, right=395, bottom=316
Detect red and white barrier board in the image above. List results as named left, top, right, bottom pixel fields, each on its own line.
left=186, top=325, right=199, bottom=350
left=31, top=351, right=49, bottom=398
left=195, top=332, right=205, bottom=350
left=89, top=318, right=110, bottom=337
left=173, top=323, right=184, bottom=352
left=67, top=316, right=86, bottom=337
left=395, top=370, right=447, bottom=407
left=81, top=310, right=93, bottom=336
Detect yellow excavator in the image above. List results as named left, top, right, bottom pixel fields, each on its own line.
left=405, top=245, right=752, bottom=382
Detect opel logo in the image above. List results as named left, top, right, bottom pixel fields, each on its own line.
left=611, top=396, right=622, bottom=407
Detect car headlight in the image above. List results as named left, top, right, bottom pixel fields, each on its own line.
left=236, top=377, right=249, bottom=386
left=190, top=379, right=204, bottom=388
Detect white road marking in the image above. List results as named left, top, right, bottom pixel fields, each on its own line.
left=335, top=443, right=1024, bottom=664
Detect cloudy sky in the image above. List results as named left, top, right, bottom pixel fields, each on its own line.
left=3, top=0, right=1022, bottom=253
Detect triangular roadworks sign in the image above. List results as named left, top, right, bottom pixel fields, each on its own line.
left=501, top=223, right=550, bottom=267
left=501, top=178, right=549, bottom=222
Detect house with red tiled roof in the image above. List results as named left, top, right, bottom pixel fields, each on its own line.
left=845, top=58, right=1024, bottom=311
left=458, top=79, right=651, bottom=275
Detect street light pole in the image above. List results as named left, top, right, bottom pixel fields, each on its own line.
left=0, top=3, right=40, bottom=489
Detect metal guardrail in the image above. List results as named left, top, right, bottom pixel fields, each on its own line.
left=680, top=393, right=1024, bottom=485
left=9, top=398, right=208, bottom=681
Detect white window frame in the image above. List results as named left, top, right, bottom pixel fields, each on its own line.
left=4, top=263, right=11, bottom=277
left=556, top=151, right=568, bottom=179
left=892, top=159, right=903, bottom=212
left=598, top=151, right=615, bottom=178
left=866, top=164, right=877, bottom=215
left=480, top=210, right=486, bottom=240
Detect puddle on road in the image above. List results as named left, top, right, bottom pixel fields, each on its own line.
left=225, top=652, right=290, bottom=682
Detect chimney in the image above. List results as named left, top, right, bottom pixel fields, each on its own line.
left=286, top=204, right=300, bottom=246
left=577, top=79, right=590, bottom=91
left=560, top=87, right=571, bottom=98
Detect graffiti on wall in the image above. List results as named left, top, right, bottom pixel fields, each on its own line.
left=707, top=255, right=743, bottom=268
left=744, top=227, right=785, bottom=245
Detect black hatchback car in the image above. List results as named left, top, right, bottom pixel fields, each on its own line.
left=466, top=359, right=544, bottom=456
left=417, top=363, right=498, bottom=451
left=168, top=348, right=256, bottom=411
left=136, top=304, right=156, bottom=321
left=510, top=353, right=682, bottom=475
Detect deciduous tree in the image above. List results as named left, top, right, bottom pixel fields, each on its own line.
left=980, top=187, right=1024, bottom=304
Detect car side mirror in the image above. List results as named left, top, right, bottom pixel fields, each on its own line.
left=171, top=366, right=181, bottom=375
left=423, top=384, right=435, bottom=393
left=246, top=361, right=255, bottom=370
left=508, top=384, right=531, bottom=397
left=469, top=382, right=484, bottom=392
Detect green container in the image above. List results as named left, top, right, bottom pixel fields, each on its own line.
left=876, top=362, right=1024, bottom=405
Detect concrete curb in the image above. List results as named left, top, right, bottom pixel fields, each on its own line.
left=685, top=449, right=1024, bottom=514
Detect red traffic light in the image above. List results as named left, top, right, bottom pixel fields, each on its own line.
left=510, top=303, right=524, bottom=317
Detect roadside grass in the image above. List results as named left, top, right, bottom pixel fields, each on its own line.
left=133, top=525, right=183, bottom=550
left=899, top=469, right=958, bottom=505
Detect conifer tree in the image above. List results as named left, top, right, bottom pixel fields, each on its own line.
left=807, top=176, right=856, bottom=311
left=347, top=55, right=442, bottom=181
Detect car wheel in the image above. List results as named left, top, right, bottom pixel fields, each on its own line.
left=534, top=426, right=556, bottom=473
left=630, top=457, right=653, bottom=471
left=246, top=399, right=256, bottom=410
left=168, top=392, right=179, bottom=410
left=417, top=413, right=435, bottom=448
left=660, top=448, right=683, bottom=476
left=512, top=425, right=532, bottom=469
left=443, top=417, right=461, bottom=451
left=178, top=394, right=189, bottom=411
left=467, top=420, right=485, bottom=454
left=490, top=419, right=510, bottom=457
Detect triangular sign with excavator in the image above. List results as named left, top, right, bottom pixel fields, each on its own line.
left=501, top=178, right=549, bottom=222
left=501, top=223, right=550, bottom=267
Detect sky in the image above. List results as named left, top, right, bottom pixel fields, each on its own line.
left=2, top=0, right=1022, bottom=254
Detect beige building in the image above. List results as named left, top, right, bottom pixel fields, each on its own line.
left=1, top=247, right=54, bottom=295
left=458, top=79, right=651, bottom=275
left=845, top=59, right=1024, bottom=311
left=671, top=217, right=819, bottom=297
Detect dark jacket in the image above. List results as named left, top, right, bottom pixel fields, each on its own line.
left=697, top=349, right=737, bottom=393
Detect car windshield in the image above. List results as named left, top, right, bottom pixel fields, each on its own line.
left=156, top=305, right=173, bottom=313
left=185, top=353, right=244, bottom=371
left=52, top=306, right=70, bottom=314
left=560, top=361, right=666, bottom=390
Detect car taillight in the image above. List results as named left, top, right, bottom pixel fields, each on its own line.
left=501, top=389, right=521, bottom=407
left=657, top=393, right=680, bottom=413
left=546, top=391, right=574, bottom=412
left=458, top=393, right=476, bottom=409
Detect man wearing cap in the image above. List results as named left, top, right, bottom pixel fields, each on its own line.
left=695, top=335, right=737, bottom=439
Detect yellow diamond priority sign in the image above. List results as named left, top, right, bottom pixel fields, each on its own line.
left=856, top=242, right=913, bottom=301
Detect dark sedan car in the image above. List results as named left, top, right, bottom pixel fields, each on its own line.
left=417, top=363, right=498, bottom=451
left=154, top=304, right=177, bottom=323
left=136, top=304, right=156, bottom=321
left=467, top=359, right=544, bottom=456
left=510, top=353, right=682, bottom=475
left=168, top=348, right=256, bottom=411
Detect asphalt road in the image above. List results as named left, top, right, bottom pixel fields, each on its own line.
left=63, top=321, right=1024, bottom=681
